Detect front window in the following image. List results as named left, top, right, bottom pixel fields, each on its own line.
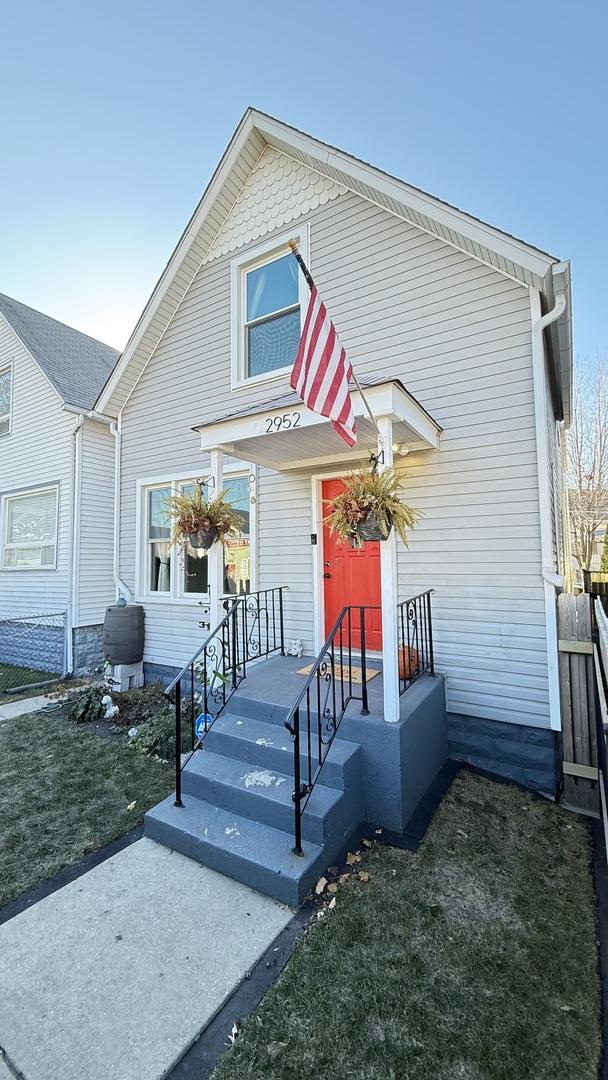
left=141, top=472, right=252, bottom=600
left=181, top=482, right=209, bottom=596
left=0, top=366, right=11, bottom=436
left=2, top=487, right=58, bottom=569
left=245, top=253, right=300, bottom=378
left=223, top=476, right=251, bottom=595
left=147, top=487, right=171, bottom=592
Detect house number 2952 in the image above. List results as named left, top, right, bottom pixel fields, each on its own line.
left=265, top=412, right=301, bottom=433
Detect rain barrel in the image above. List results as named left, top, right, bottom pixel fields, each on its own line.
left=103, top=604, right=145, bottom=665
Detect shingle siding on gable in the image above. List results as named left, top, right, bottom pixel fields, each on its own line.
left=118, top=189, right=548, bottom=729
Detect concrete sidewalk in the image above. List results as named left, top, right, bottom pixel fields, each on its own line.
left=0, top=695, right=52, bottom=720
left=0, top=838, right=292, bottom=1080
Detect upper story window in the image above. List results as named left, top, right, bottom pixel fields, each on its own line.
left=231, top=227, right=309, bottom=388
left=2, top=486, right=58, bottom=569
left=0, top=366, right=12, bottom=436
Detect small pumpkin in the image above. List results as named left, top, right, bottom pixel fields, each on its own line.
left=398, top=645, right=419, bottom=681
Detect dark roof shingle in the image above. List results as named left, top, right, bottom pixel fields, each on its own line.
left=0, top=292, right=119, bottom=410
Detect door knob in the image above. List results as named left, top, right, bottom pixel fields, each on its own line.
left=323, top=572, right=332, bottom=579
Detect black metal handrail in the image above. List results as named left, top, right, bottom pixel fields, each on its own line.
left=284, top=605, right=374, bottom=855
left=166, top=586, right=287, bottom=807
left=397, top=590, right=434, bottom=695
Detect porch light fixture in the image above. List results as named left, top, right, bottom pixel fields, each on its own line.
left=392, top=443, right=410, bottom=457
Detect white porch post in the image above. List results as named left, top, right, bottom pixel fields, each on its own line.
left=377, top=416, right=400, bottom=723
left=208, top=447, right=224, bottom=627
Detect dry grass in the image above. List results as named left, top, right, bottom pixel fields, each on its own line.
left=0, top=712, right=173, bottom=907
left=212, top=771, right=601, bottom=1080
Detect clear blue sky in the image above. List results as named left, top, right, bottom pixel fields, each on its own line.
left=0, top=0, right=605, bottom=356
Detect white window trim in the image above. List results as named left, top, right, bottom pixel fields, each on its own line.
left=230, top=224, right=310, bottom=391
left=0, top=361, right=13, bottom=438
left=135, top=466, right=256, bottom=606
left=1, top=483, right=59, bottom=571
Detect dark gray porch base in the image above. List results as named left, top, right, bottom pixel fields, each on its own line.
left=447, top=713, right=557, bottom=796
left=340, top=675, right=448, bottom=833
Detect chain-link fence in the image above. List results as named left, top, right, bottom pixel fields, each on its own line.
left=0, top=612, right=67, bottom=693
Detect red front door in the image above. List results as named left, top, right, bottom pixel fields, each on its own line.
left=321, top=478, right=382, bottom=651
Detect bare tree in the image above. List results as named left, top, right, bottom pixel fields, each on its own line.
left=569, top=354, right=608, bottom=570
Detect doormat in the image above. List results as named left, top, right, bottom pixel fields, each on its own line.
left=296, top=663, right=381, bottom=684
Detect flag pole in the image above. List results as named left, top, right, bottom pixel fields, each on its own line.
left=288, top=239, right=381, bottom=442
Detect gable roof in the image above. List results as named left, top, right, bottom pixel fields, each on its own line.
left=96, top=108, right=572, bottom=422
left=0, top=292, right=119, bottom=411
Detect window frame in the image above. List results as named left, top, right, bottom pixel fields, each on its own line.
left=0, top=361, right=13, bottom=437
left=136, top=466, right=256, bottom=605
left=1, top=484, right=59, bottom=571
left=230, top=225, right=310, bottom=390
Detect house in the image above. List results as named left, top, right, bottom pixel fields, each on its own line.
left=0, top=293, right=119, bottom=677
left=96, top=110, right=572, bottom=903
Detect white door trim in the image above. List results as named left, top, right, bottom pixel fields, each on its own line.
left=310, top=467, right=385, bottom=659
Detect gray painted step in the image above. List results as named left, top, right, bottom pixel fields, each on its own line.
left=180, top=750, right=344, bottom=845
left=227, top=693, right=291, bottom=727
left=145, top=795, right=324, bottom=907
left=204, top=712, right=361, bottom=791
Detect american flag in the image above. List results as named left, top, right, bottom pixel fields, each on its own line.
left=290, top=286, right=357, bottom=447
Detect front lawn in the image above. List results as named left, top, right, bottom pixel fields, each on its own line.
left=213, top=771, right=601, bottom=1080
left=0, top=712, right=174, bottom=908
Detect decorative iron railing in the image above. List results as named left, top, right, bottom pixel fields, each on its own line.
left=165, top=587, right=287, bottom=807
left=397, top=590, right=434, bottom=695
left=284, top=605, right=373, bottom=855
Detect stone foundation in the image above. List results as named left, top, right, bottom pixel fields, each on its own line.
left=72, top=625, right=105, bottom=676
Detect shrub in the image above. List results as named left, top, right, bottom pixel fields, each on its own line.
left=128, top=705, right=191, bottom=763
left=67, top=684, right=113, bottom=724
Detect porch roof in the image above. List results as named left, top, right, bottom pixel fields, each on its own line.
left=194, top=379, right=441, bottom=471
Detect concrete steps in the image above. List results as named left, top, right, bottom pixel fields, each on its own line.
left=145, top=699, right=364, bottom=906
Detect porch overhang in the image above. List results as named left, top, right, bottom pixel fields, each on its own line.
left=194, top=379, right=441, bottom=470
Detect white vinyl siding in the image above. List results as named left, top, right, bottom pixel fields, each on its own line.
left=0, top=314, right=73, bottom=616
left=76, top=420, right=115, bottom=626
left=0, top=364, right=12, bottom=436
left=118, top=187, right=548, bottom=727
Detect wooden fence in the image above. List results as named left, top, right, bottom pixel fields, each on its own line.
left=594, top=599, right=608, bottom=855
left=558, top=592, right=599, bottom=815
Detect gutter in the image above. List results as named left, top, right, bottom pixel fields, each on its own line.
left=67, top=414, right=85, bottom=674
left=530, top=266, right=568, bottom=731
left=110, top=417, right=132, bottom=603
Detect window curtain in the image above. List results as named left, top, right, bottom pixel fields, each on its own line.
left=154, top=542, right=171, bottom=591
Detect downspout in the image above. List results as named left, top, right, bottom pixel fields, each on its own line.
left=110, top=417, right=132, bottom=603
left=531, top=279, right=567, bottom=731
left=67, top=414, right=85, bottom=674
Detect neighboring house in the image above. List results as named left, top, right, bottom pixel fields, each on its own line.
left=0, top=293, right=119, bottom=675
left=96, top=111, right=573, bottom=903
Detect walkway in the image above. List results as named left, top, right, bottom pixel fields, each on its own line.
left=0, top=695, right=52, bottom=720
left=0, top=838, right=292, bottom=1080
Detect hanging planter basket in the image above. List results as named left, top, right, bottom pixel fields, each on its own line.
left=357, top=511, right=393, bottom=543
left=188, top=526, right=217, bottom=550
